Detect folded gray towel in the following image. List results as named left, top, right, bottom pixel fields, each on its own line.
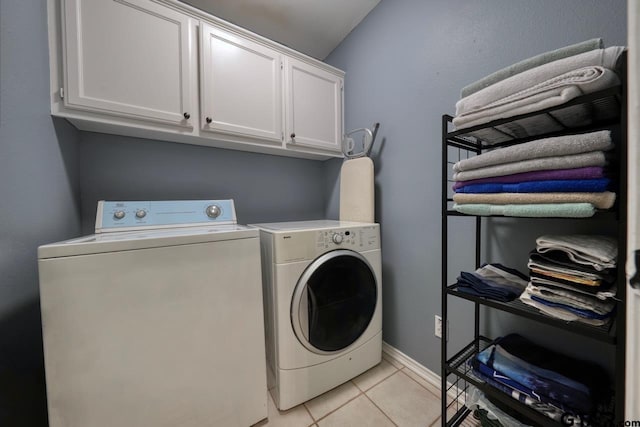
left=452, top=151, right=607, bottom=181
left=460, top=39, right=604, bottom=98
left=453, top=67, right=620, bottom=130
left=453, top=130, right=611, bottom=172
left=456, top=46, right=624, bottom=116
left=453, top=203, right=596, bottom=218
left=536, top=234, right=617, bottom=270
left=453, top=192, right=616, bottom=210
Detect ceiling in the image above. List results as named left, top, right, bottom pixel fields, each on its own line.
left=180, top=0, right=381, bottom=60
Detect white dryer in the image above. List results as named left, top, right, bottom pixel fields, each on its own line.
left=251, top=220, right=382, bottom=410
left=38, top=200, right=267, bottom=427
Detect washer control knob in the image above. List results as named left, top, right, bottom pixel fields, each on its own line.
left=113, top=210, right=125, bottom=220
left=135, top=209, right=146, bottom=219
left=332, top=233, right=343, bottom=244
left=206, top=204, right=221, bottom=219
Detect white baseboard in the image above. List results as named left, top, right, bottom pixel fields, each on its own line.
left=382, top=341, right=464, bottom=404
left=382, top=341, right=443, bottom=390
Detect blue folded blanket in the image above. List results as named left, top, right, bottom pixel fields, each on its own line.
left=475, top=334, right=609, bottom=414
left=455, top=178, right=611, bottom=194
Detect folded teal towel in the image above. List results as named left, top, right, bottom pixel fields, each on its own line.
left=460, top=38, right=604, bottom=98
left=453, top=203, right=596, bottom=218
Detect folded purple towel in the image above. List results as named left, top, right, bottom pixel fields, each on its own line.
left=455, top=178, right=611, bottom=194
left=452, top=166, right=605, bottom=190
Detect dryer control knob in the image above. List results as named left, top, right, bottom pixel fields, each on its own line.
left=332, top=233, right=343, bottom=244
left=206, top=204, right=221, bottom=218
left=135, top=210, right=146, bottom=219
left=113, top=210, right=125, bottom=220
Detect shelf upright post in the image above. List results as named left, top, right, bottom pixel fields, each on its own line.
left=440, top=114, right=449, bottom=427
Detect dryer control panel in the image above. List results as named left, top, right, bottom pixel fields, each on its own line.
left=263, top=222, right=380, bottom=264
left=315, top=226, right=379, bottom=252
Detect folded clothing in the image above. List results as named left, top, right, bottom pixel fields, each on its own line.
left=453, top=203, right=596, bottom=218
left=529, top=267, right=603, bottom=286
left=471, top=366, right=589, bottom=426
left=461, top=38, right=604, bottom=98
left=526, top=283, right=615, bottom=315
left=529, top=249, right=616, bottom=283
left=475, top=334, right=609, bottom=414
left=530, top=275, right=616, bottom=300
left=466, top=386, right=535, bottom=427
left=452, top=166, right=607, bottom=190
left=520, top=287, right=612, bottom=326
left=455, top=263, right=528, bottom=302
left=456, top=46, right=624, bottom=116
left=453, top=191, right=615, bottom=210
left=452, top=130, right=611, bottom=173
left=453, top=151, right=608, bottom=182
left=455, top=178, right=611, bottom=194
left=536, top=234, right=617, bottom=270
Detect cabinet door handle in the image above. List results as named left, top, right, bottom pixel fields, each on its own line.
left=206, top=117, right=212, bottom=124
left=290, top=133, right=296, bottom=139
left=183, top=112, right=190, bottom=119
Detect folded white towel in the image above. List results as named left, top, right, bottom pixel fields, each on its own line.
left=536, top=234, right=617, bottom=270
left=452, top=151, right=607, bottom=181
left=453, top=130, right=611, bottom=172
left=456, top=47, right=624, bottom=116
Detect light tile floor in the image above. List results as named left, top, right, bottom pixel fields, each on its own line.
left=256, top=354, right=480, bottom=427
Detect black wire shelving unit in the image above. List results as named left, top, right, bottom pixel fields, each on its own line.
left=440, top=77, right=627, bottom=427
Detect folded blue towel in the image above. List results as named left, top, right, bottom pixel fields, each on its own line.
left=456, top=178, right=611, bottom=194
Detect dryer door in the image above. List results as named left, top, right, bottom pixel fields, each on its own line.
left=291, top=250, right=377, bottom=354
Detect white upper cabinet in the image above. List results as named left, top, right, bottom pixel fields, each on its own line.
left=285, top=57, right=343, bottom=152
left=62, top=0, right=194, bottom=127
left=200, top=23, right=283, bottom=142
left=50, top=0, right=345, bottom=159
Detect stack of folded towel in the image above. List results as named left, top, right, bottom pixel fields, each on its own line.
left=454, top=263, right=528, bottom=302
left=451, top=129, right=616, bottom=218
left=454, top=39, right=625, bottom=134
left=519, top=234, right=618, bottom=325
left=469, top=334, right=609, bottom=425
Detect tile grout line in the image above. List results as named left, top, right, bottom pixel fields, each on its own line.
left=306, top=381, right=364, bottom=425
left=362, top=389, right=399, bottom=427
left=353, top=364, right=400, bottom=394
left=309, top=362, right=401, bottom=423
left=399, top=366, right=441, bottom=400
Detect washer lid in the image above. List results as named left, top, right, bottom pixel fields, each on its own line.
left=38, top=225, right=258, bottom=259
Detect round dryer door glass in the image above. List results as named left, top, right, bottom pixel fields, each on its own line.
left=292, top=250, right=377, bottom=354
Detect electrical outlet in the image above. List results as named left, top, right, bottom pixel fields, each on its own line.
left=435, top=315, right=442, bottom=338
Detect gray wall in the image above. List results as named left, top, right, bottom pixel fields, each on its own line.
left=325, top=0, right=627, bottom=374
left=0, top=1, right=81, bottom=425
left=78, top=133, right=328, bottom=233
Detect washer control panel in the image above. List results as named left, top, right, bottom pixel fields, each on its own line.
left=95, top=199, right=237, bottom=233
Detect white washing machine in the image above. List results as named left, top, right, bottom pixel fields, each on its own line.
left=38, top=200, right=267, bottom=427
left=250, top=220, right=382, bottom=410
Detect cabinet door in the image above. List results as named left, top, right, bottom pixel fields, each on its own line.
left=62, top=0, right=194, bottom=127
left=200, top=23, right=283, bottom=142
left=285, top=58, right=343, bottom=152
